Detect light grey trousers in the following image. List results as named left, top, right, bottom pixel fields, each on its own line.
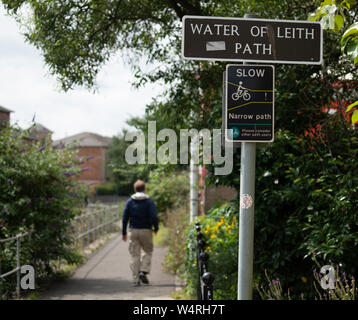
left=128, top=228, right=153, bottom=282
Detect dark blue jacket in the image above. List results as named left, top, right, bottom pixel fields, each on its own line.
left=122, top=193, right=159, bottom=236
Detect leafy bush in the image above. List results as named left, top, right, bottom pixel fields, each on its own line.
left=95, top=182, right=118, bottom=195
left=106, top=130, right=151, bottom=196
left=193, top=123, right=358, bottom=299
left=0, top=126, right=86, bottom=298
left=163, top=205, right=190, bottom=276
left=146, top=171, right=189, bottom=221
left=253, top=127, right=358, bottom=299
left=256, top=264, right=357, bottom=300
left=184, top=203, right=239, bottom=300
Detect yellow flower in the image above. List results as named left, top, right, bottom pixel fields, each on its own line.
left=301, top=276, right=307, bottom=283
left=210, top=234, right=216, bottom=239
left=212, top=226, right=219, bottom=233
left=204, top=226, right=210, bottom=235
left=206, top=246, right=212, bottom=251
left=217, top=221, right=224, bottom=227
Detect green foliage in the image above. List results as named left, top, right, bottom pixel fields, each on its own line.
left=309, top=1, right=344, bottom=33
left=309, top=0, right=358, bottom=122
left=0, top=0, right=184, bottom=91
left=106, top=130, right=150, bottom=196
left=257, top=264, right=357, bottom=300
left=95, top=182, right=117, bottom=196
left=146, top=171, right=189, bottom=221
left=199, top=126, right=358, bottom=299
left=0, top=126, right=86, bottom=298
left=346, top=100, right=358, bottom=112
left=153, top=223, right=170, bottom=247
left=309, top=0, right=357, bottom=62
left=252, top=125, right=358, bottom=298
left=256, top=270, right=292, bottom=300
left=2, top=0, right=357, bottom=300
left=341, top=22, right=358, bottom=63
left=163, top=205, right=190, bottom=276
left=3, top=1, right=356, bottom=138
left=312, top=263, right=357, bottom=300
left=184, top=203, right=238, bottom=300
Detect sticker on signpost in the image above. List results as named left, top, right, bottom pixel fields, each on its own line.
left=240, top=194, right=253, bottom=209
left=225, top=64, right=274, bottom=143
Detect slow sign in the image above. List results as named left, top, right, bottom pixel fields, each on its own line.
left=225, top=64, right=274, bottom=142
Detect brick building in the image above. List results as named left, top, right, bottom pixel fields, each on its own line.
left=26, top=123, right=53, bottom=144
left=0, top=105, right=12, bottom=128
left=53, top=132, right=112, bottom=186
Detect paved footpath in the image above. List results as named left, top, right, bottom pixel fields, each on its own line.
left=39, top=235, right=176, bottom=300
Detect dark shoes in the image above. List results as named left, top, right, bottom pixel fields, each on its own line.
left=139, top=271, right=149, bottom=284
left=133, top=272, right=149, bottom=286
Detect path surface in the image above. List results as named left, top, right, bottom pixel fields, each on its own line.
left=39, top=235, right=176, bottom=300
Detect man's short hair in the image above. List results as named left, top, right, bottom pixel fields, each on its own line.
left=134, top=180, right=145, bottom=192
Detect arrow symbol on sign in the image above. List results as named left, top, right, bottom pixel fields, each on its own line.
left=206, top=41, right=226, bottom=51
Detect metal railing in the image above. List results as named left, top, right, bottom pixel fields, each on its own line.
left=195, top=222, right=215, bottom=300
left=0, top=202, right=123, bottom=299
left=0, top=232, right=30, bottom=300
left=72, top=203, right=122, bottom=252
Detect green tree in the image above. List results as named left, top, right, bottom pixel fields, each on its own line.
left=146, top=171, right=189, bottom=220
left=106, top=128, right=150, bottom=195
left=309, top=0, right=358, bottom=122
left=0, top=0, right=210, bottom=91
left=0, top=1, right=335, bottom=133
left=0, top=125, right=86, bottom=297
left=3, top=0, right=358, bottom=299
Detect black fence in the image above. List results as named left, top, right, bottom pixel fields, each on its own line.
left=195, top=222, right=215, bottom=300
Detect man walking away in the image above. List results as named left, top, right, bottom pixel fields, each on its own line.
left=122, top=180, right=159, bottom=286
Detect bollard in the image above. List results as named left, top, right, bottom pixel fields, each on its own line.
left=195, top=221, right=215, bottom=300
left=202, top=272, right=215, bottom=300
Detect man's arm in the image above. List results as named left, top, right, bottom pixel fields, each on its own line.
left=122, top=200, right=130, bottom=241
left=148, top=199, right=159, bottom=234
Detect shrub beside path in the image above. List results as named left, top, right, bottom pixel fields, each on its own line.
left=39, top=235, right=176, bottom=300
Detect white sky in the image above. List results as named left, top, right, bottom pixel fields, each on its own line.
left=0, top=8, right=163, bottom=141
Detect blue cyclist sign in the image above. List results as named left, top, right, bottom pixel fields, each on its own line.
left=225, top=64, right=274, bottom=143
